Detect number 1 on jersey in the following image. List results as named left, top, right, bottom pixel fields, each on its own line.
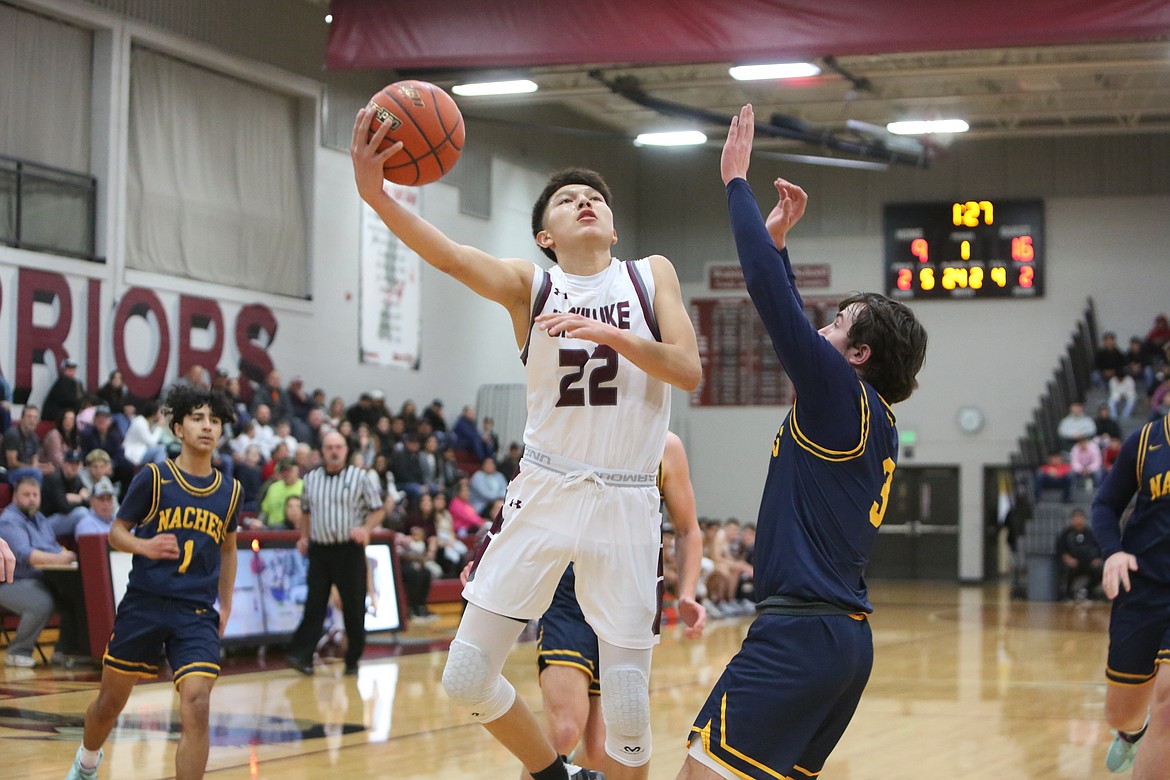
left=178, top=539, right=194, bottom=574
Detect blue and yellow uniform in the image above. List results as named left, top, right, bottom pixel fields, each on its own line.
left=1093, top=414, right=1170, bottom=687
left=104, top=459, right=240, bottom=686
left=536, top=462, right=668, bottom=696
left=688, top=178, right=899, bottom=779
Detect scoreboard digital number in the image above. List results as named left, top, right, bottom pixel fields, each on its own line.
left=884, top=199, right=1044, bottom=300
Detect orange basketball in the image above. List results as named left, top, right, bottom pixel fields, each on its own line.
left=366, top=80, right=464, bottom=186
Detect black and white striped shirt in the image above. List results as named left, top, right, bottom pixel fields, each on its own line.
left=301, top=465, right=383, bottom=544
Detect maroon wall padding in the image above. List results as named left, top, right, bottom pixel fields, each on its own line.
left=327, top=0, right=1170, bottom=70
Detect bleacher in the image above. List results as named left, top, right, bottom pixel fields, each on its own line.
left=1010, top=297, right=1149, bottom=599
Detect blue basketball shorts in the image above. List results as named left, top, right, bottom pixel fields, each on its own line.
left=104, top=589, right=222, bottom=688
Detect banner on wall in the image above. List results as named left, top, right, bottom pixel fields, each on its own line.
left=359, top=186, right=422, bottom=370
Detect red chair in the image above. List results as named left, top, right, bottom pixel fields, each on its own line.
left=0, top=482, right=11, bottom=509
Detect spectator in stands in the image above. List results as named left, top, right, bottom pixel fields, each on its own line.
left=328, top=396, right=347, bottom=428
left=1102, top=435, right=1123, bottom=472
left=390, top=434, right=425, bottom=501
left=250, top=404, right=279, bottom=459
left=1055, top=508, right=1102, bottom=601
left=262, top=442, right=291, bottom=482
left=1093, top=331, right=1127, bottom=387
left=336, top=419, right=354, bottom=442
left=94, top=370, right=129, bottom=418
left=430, top=490, right=467, bottom=577
left=448, top=478, right=484, bottom=540
left=369, top=389, right=389, bottom=422
left=122, top=400, right=167, bottom=467
left=1145, top=313, right=1170, bottom=356
left=346, top=392, right=379, bottom=430
left=256, top=459, right=304, bottom=530
left=41, top=450, right=89, bottom=537
left=80, top=405, right=132, bottom=495
left=497, top=441, right=522, bottom=479
left=305, top=407, right=328, bottom=451
left=437, top=446, right=464, bottom=491
left=209, top=366, right=230, bottom=394
left=4, top=405, right=50, bottom=483
left=236, top=445, right=264, bottom=513
left=1057, top=402, right=1097, bottom=451
left=272, top=419, right=298, bottom=458
left=1034, top=451, right=1074, bottom=503
left=1108, top=364, right=1139, bottom=420
left=468, top=457, right=508, bottom=516
left=1094, top=403, right=1122, bottom=447
left=74, top=478, right=117, bottom=539
left=423, top=398, right=448, bottom=437
left=253, top=369, right=294, bottom=424
left=394, top=527, right=437, bottom=621
left=41, top=358, right=84, bottom=422
left=1069, top=436, right=1104, bottom=492
left=283, top=495, right=305, bottom=534
left=415, top=434, right=444, bottom=493
left=398, top=400, right=420, bottom=432
left=0, top=366, right=11, bottom=434
left=1125, top=336, right=1156, bottom=393
left=352, top=423, right=378, bottom=469
left=480, top=417, right=500, bottom=460
left=1151, top=375, right=1170, bottom=422
left=80, top=449, right=114, bottom=497
left=452, top=406, right=489, bottom=461
left=231, top=419, right=258, bottom=461
left=40, top=409, right=80, bottom=470
left=288, top=375, right=313, bottom=422
left=0, top=475, right=88, bottom=667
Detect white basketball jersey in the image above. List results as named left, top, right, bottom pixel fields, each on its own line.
left=520, top=257, right=670, bottom=474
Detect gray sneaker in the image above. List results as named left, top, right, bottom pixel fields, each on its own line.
left=4, top=652, right=35, bottom=668
left=65, top=746, right=102, bottom=780
left=1106, top=730, right=1142, bottom=773
left=565, top=763, right=605, bottom=779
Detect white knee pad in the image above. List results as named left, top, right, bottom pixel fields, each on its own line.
left=441, top=638, right=516, bottom=723
left=601, top=664, right=652, bottom=767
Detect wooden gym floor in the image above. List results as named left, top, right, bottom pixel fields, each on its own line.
left=2, top=582, right=1117, bottom=779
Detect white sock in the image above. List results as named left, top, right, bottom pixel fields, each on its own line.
left=79, top=746, right=101, bottom=770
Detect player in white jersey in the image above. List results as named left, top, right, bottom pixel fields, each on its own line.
left=352, top=110, right=701, bottom=780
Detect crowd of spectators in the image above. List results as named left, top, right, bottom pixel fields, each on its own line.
left=0, top=360, right=522, bottom=660
left=1036, top=315, right=1170, bottom=506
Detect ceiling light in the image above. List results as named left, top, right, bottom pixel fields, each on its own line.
left=886, top=119, right=969, bottom=135
left=451, top=79, right=538, bottom=97
left=729, top=62, right=821, bottom=81
left=324, top=14, right=332, bottom=23
left=634, top=131, right=708, bottom=147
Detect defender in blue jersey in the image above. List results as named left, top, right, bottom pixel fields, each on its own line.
left=1093, top=413, right=1170, bottom=776
left=66, top=386, right=239, bottom=780
left=678, top=105, right=928, bottom=780
left=531, top=432, right=707, bottom=774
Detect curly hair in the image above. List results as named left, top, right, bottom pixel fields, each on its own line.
left=163, top=385, right=236, bottom=437
left=838, top=292, right=928, bottom=404
left=530, top=168, right=613, bottom=263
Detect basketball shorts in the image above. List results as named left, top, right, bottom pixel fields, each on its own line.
left=463, top=460, right=662, bottom=650
left=688, top=612, right=873, bottom=779
left=538, top=565, right=601, bottom=696
left=104, top=589, right=222, bottom=687
left=1106, top=575, right=1170, bottom=686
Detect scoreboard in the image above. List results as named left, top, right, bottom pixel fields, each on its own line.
left=884, top=199, right=1044, bottom=300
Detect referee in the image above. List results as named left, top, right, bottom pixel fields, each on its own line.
left=286, top=431, right=384, bottom=675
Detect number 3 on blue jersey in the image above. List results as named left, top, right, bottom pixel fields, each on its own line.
left=869, top=457, right=895, bottom=528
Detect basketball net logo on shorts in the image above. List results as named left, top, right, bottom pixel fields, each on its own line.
left=366, top=102, right=403, bottom=132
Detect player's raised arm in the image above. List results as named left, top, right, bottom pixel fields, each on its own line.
left=351, top=107, right=535, bottom=333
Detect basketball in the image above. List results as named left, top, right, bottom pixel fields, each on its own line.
left=366, top=80, right=464, bottom=187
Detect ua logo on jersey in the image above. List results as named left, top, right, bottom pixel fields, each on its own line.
left=508, top=498, right=523, bottom=509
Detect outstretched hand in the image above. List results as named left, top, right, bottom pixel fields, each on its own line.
left=720, top=104, right=755, bottom=184
left=351, top=107, right=404, bottom=202
left=764, top=178, right=808, bottom=250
